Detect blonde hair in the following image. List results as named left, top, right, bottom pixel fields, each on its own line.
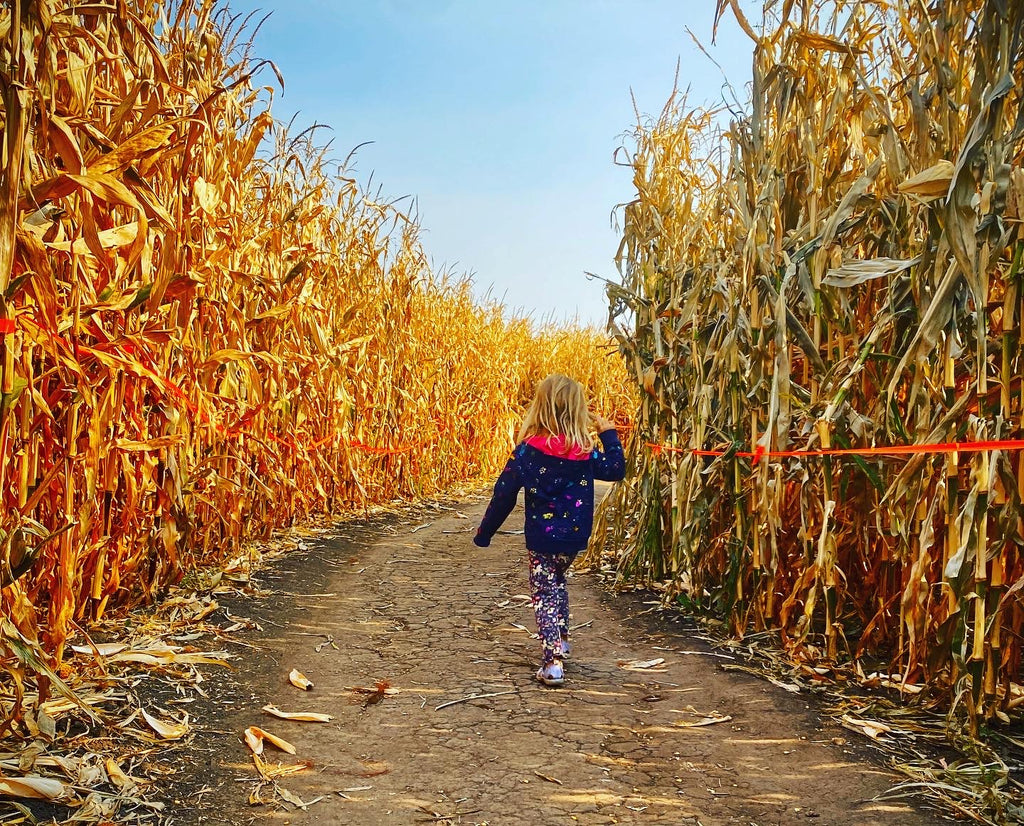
left=518, top=374, right=593, bottom=448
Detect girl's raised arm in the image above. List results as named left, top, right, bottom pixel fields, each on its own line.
left=592, top=430, right=625, bottom=482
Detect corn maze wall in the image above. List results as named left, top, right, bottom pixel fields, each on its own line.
left=0, top=0, right=632, bottom=673
left=591, top=0, right=1024, bottom=724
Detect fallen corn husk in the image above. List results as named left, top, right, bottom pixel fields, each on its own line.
left=105, top=757, right=138, bottom=792
left=252, top=753, right=311, bottom=781
left=70, top=643, right=129, bottom=657
left=617, top=658, right=666, bottom=670
left=0, top=774, right=72, bottom=801
left=109, top=641, right=232, bottom=667
left=141, top=709, right=191, bottom=741
left=244, top=726, right=297, bottom=756
left=288, top=669, right=314, bottom=691
left=262, top=704, right=333, bottom=723
left=672, top=714, right=732, bottom=728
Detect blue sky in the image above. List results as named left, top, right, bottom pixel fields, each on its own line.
left=226, top=1, right=754, bottom=325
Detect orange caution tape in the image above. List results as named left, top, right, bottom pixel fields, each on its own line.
left=345, top=439, right=417, bottom=456
left=649, top=439, right=1024, bottom=460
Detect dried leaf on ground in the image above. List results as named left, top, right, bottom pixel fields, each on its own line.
left=277, top=787, right=323, bottom=810
left=673, top=714, right=733, bottom=728
left=617, top=658, right=666, bottom=670
left=349, top=680, right=397, bottom=706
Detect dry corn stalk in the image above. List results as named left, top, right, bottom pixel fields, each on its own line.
left=592, top=0, right=1024, bottom=728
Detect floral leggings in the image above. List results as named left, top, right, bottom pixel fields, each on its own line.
left=528, top=551, right=576, bottom=664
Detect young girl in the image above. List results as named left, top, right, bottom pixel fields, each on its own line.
left=474, top=374, right=625, bottom=686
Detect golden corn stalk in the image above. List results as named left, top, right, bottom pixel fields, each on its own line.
left=0, top=0, right=633, bottom=712
left=591, top=0, right=1024, bottom=726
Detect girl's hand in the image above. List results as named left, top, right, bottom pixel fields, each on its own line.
left=591, top=414, right=616, bottom=433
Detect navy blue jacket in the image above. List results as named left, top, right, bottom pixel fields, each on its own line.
left=474, top=430, right=625, bottom=555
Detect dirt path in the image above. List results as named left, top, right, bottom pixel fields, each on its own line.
left=176, top=496, right=935, bottom=825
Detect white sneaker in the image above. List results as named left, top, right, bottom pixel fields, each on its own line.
left=536, top=661, right=565, bottom=687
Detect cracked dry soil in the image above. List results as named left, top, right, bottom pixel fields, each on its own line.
left=177, top=492, right=932, bottom=826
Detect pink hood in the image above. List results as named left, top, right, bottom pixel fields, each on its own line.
left=525, top=434, right=591, bottom=461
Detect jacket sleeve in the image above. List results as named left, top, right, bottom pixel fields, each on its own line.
left=592, top=430, right=626, bottom=482
left=474, top=449, right=524, bottom=547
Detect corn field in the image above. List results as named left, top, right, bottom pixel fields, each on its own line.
left=591, top=0, right=1024, bottom=727
left=0, top=0, right=632, bottom=706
